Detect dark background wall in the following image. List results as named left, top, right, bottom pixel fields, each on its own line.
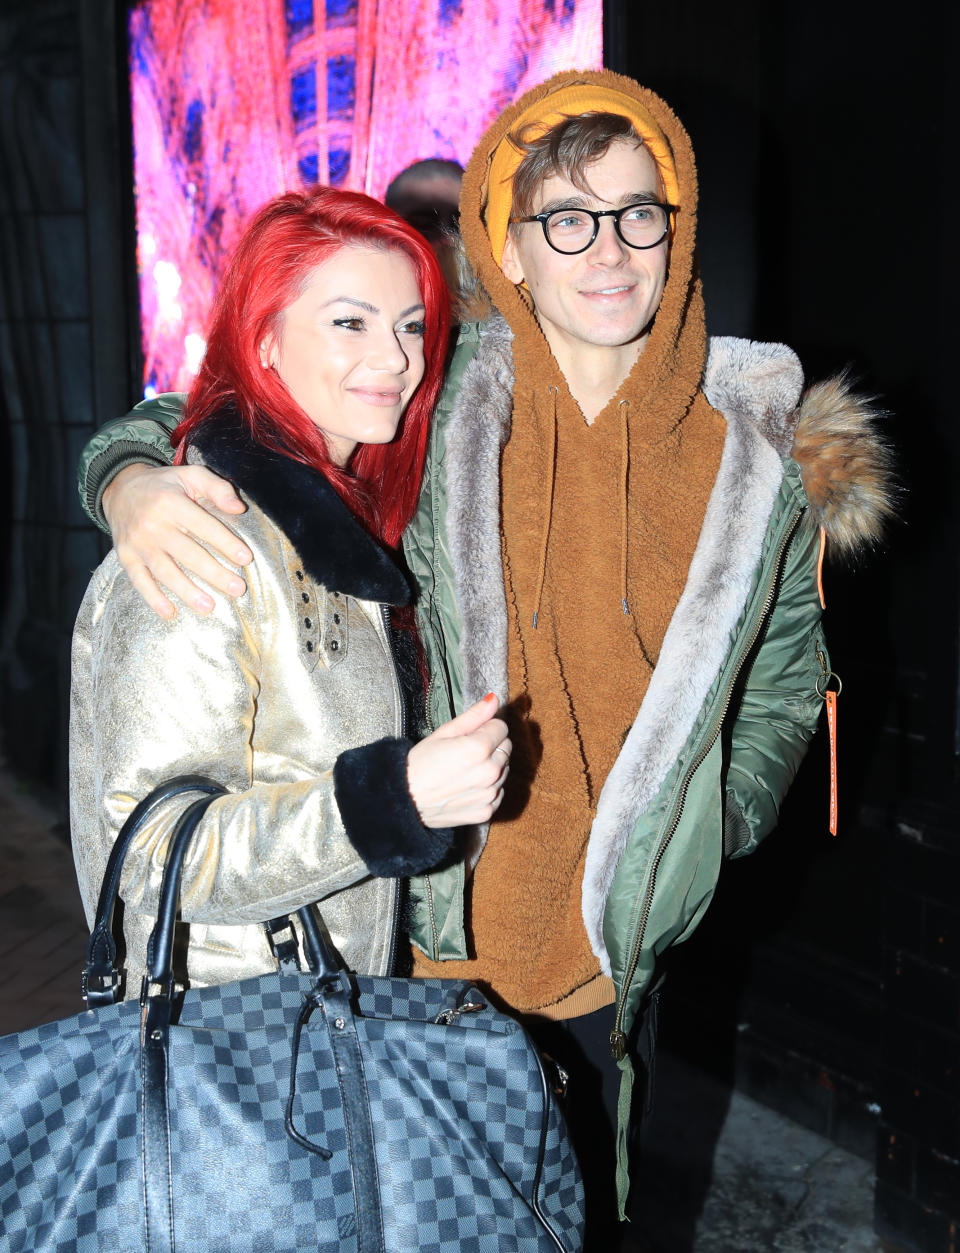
left=1, top=0, right=138, bottom=790
left=1, top=2, right=956, bottom=1249
left=605, top=4, right=959, bottom=1249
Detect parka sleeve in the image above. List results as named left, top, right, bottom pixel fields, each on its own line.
left=77, top=393, right=184, bottom=531
left=75, top=544, right=449, bottom=929
left=722, top=512, right=828, bottom=858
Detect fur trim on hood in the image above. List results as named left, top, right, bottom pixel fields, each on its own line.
left=702, top=335, right=895, bottom=557
left=453, top=316, right=896, bottom=565
left=791, top=376, right=896, bottom=558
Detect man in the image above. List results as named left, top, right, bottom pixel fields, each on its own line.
left=77, top=69, right=892, bottom=1244
left=384, top=158, right=464, bottom=295
left=384, top=157, right=464, bottom=244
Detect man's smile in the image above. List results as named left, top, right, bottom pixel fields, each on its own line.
left=580, top=282, right=636, bottom=296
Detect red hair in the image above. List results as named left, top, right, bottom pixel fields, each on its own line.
left=173, top=187, right=450, bottom=548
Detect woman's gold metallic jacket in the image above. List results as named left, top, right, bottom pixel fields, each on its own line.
left=69, top=413, right=439, bottom=996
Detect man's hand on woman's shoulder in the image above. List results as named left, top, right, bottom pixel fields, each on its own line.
left=103, top=463, right=251, bottom=619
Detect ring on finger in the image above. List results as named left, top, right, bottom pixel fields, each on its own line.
left=494, top=745, right=510, bottom=765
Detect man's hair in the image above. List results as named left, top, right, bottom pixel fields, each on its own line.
left=508, top=113, right=643, bottom=218
left=385, top=159, right=464, bottom=245
left=384, top=158, right=465, bottom=210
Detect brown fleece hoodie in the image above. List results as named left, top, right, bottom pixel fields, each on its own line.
left=413, top=70, right=726, bottom=1015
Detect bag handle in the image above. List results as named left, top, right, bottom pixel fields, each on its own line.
left=85, top=777, right=340, bottom=1007
left=140, top=785, right=341, bottom=990
left=83, top=775, right=223, bottom=1007
left=143, top=792, right=226, bottom=989
left=139, top=792, right=224, bottom=1253
left=264, top=904, right=339, bottom=978
left=289, top=904, right=339, bottom=978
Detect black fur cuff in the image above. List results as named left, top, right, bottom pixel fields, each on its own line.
left=333, top=737, right=454, bottom=877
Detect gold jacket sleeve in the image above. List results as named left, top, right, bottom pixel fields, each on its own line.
left=69, top=494, right=404, bottom=992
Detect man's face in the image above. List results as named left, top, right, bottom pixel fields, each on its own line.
left=500, top=141, right=668, bottom=373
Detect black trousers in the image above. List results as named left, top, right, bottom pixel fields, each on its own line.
left=525, top=995, right=659, bottom=1252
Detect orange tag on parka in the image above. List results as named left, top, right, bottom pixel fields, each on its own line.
left=826, top=689, right=838, bottom=836
left=817, top=527, right=827, bottom=610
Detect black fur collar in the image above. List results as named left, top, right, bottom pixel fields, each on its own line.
left=188, top=410, right=411, bottom=606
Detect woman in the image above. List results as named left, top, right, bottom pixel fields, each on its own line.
left=69, top=186, right=510, bottom=992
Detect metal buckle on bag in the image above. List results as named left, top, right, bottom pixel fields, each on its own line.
left=139, top=974, right=176, bottom=1004
left=265, top=917, right=302, bottom=972
left=540, top=1053, right=570, bottom=1099
left=433, top=998, right=486, bottom=1025
left=81, top=967, right=120, bottom=1007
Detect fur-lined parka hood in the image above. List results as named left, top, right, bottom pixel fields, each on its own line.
left=448, top=313, right=894, bottom=561
left=459, top=68, right=708, bottom=430
left=422, top=316, right=897, bottom=841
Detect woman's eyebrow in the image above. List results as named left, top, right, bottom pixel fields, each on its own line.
left=319, top=298, right=426, bottom=318
left=320, top=296, right=379, bottom=312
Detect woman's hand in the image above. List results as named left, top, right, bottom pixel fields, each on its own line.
left=102, top=464, right=252, bottom=619
left=407, top=694, right=511, bottom=829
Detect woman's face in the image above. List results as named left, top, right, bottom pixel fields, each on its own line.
left=263, top=246, right=426, bottom=467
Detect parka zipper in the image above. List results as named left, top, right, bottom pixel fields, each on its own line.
left=421, top=660, right=443, bottom=958
left=414, top=613, right=445, bottom=959
left=609, top=505, right=805, bottom=1060
left=424, top=673, right=438, bottom=734
left=380, top=602, right=406, bottom=976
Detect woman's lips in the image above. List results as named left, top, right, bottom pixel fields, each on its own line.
left=348, top=387, right=404, bottom=406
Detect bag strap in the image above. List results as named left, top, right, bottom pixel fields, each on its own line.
left=140, top=793, right=222, bottom=1253
left=84, top=775, right=342, bottom=1006
left=138, top=789, right=372, bottom=1252
left=141, top=787, right=342, bottom=986
left=286, top=979, right=385, bottom=1252
left=264, top=915, right=304, bottom=973
left=83, top=775, right=223, bottom=1007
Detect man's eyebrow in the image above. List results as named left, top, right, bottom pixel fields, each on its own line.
left=536, top=191, right=662, bottom=213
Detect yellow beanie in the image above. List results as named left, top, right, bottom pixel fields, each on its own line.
left=483, top=83, right=680, bottom=267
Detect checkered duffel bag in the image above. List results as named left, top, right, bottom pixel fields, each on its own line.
left=0, top=779, right=584, bottom=1252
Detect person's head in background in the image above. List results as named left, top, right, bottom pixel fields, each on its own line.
left=385, top=158, right=464, bottom=244
left=386, top=159, right=464, bottom=300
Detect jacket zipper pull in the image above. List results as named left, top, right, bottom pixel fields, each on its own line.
left=816, top=646, right=842, bottom=836
left=610, top=1027, right=627, bottom=1061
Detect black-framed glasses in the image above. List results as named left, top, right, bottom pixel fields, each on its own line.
left=508, top=201, right=677, bottom=255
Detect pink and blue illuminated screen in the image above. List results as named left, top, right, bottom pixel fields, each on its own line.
left=128, top=0, right=603, bottom=394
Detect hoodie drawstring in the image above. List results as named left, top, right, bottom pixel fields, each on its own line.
left=531, top=385, right=559, bottom=629
left=531, top=390, right=631, bottom=626
left=619, top=399, right=630, bottom=616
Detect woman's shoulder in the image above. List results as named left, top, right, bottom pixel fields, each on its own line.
left=183, top=413, right=302, bottom=557
left=186, top=411, right=410, bottom=606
